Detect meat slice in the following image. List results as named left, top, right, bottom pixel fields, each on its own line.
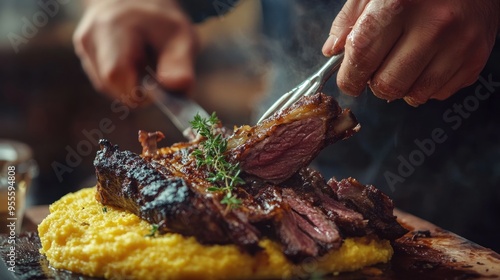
left=283, top=168, right=369, bottom=237
left=227, top=93, right=360, bottom=184
left=317, top=192, right=368, bottom=236
left=328, top=177, right=409, bottom=240
left=282, top=188, right=341, bottom=251
left=274, top=210, right=318, bottom=259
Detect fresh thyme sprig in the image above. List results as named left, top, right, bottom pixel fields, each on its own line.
left=190, top=113, right=243, bottom=208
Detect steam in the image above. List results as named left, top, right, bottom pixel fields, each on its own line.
left=255, top=0, right=349, bottom=118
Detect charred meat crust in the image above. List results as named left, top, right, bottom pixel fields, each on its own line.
left=94, top=139, right=261, bottom=252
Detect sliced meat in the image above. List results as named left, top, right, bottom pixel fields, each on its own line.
left=275, top=210, right=319, bottom=260
left=317, top=192, right=368, bottom=237
left=227, top=93, right=360, bottom=184
left=328, top=177, right=409, bottom=240
left=283, top=188, right=341, bottom=251
left=286, top=168, right=368, bottom=237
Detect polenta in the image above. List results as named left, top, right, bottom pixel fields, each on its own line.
left=38, top=187, right=393, bottom=280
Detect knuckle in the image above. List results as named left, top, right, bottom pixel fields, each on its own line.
left=461, top=26, right=479, bottom=44
left=433, top=6, right=458, bottom=26
left=412, top=72, right=448, bottom=93
left=345, top=36, right=377, bottom=72
left=331, top=5, right=353, bottom=31
left=399, top=51, right=429, bottom=78
left=414, top=13, right=457, bottom=42
left=429, top=5, right=460, bottom=29
left=387, top=0, right=405, bottom=13
left=72, top=27, right=91, bottom=55
left=346, top=15, right=385, bottom=68
left=353, top=13, right=383, bottom=43
left=100, top=65, right=121, bottom=86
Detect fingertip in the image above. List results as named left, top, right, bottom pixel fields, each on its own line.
left=368, top=80, right=404, bottom=102
left=322, top=34, right=338, bottom=57
left=156, top=42, right=196, bottom=93
left=157, top=66, right=195, bottom=92
left=403, top=96, right=425, bottom=107
left=100, top=65, right=143, bottom=107
left=430, top=91, right=453, bottom=101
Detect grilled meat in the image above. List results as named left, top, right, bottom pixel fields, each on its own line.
left=94, top=93, right=407, bottom=262
left=95, top=139, right=262, bottom=253
left=227, top=92, right=360, bottom=183
left=328, top=177, right=409, bottom=240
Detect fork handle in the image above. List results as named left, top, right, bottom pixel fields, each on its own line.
left=317, top=51, right=345, bottom=92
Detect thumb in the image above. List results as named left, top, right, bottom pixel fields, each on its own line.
left=322, top=0, right=370, bottom=56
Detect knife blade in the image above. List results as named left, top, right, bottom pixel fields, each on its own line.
left=141, top=75, right=210, bottom=139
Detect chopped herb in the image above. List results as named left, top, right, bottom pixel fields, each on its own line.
left=190, top=113, right=243, bottom=209
left=102, top=206, right=107, bottom=213
left=145, top=224, right=159, bottom=237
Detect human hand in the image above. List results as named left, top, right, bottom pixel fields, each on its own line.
left=322, top=0, right=500, bottom=106
left=73, top=0, right=197, bottom=106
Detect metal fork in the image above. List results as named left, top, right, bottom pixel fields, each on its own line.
left=257, top=51, right=345, bottom=124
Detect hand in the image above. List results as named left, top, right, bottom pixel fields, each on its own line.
left=322, top=0, right=500, bottom=106
left=73, top=0, right=197, bottom=106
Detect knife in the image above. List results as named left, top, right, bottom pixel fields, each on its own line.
left=141, top=69, right=210, bottom=139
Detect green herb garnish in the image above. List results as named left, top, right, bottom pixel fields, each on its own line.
left=145, top=224, right=159, bottom=237
left=102, top=206, right=107, bottom=213
left=190, top=112, right=243, bottom=209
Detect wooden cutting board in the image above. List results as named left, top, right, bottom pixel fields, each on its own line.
left=1, top=206, right=499, bottom=279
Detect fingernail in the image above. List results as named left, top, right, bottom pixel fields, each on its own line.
left=403, top=96, right=420, bottom=107
left=322, top=34, right=337, bottom=56
left=369, top=82, right=397, bottom=102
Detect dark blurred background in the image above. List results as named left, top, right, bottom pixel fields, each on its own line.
left=0, top=0, right=499, bottom=252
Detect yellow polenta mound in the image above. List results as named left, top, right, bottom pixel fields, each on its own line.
left=38, top=187, right=393, bottom=280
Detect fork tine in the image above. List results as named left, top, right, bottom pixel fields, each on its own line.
left=278, top=80, right=314, bottom=112
left=257, top=82, right=304, bottom=123
left=257, top=52, right=344, bottom=124
left=257, top=77, right=317, bottom=124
